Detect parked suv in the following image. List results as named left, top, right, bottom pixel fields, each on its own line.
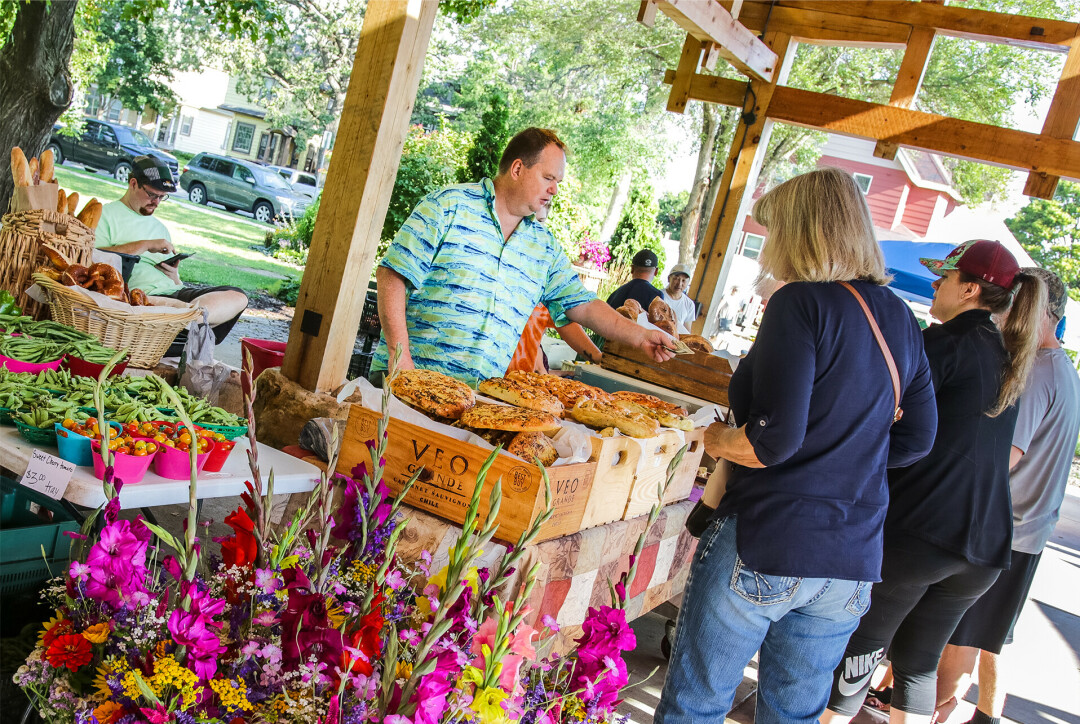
left=179, top=153, right=311, bottom=223
left=268, top=165, right=320, bottom=200
left=47, top=118, right=179, bottom=184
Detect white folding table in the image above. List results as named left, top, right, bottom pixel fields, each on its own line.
left=0, top=426, right=320, bottom=513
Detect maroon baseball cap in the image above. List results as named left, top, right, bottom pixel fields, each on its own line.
left=920, top=239, right=1019, bottom=288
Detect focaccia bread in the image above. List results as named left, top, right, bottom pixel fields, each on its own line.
left=461, top=403, right=562, bottom=433
left=569, top=399, right=660, bottom=438
left=478, top=377, right=564, bottom=416
left=616, top=305, right=637, bottom=320
left=390, top=369, right=475, bottom=420
left=610, top=391, right=687, bottom=417
left=680, top=334, right=713, bottom=354
left=506, top=370, right=611, bottom=410
left=507, top=431, right=558, bottom=466
left=613, top=399, right=694, bottom=432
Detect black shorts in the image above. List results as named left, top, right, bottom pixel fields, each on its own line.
left=948, top=549, right=1042, bottom=654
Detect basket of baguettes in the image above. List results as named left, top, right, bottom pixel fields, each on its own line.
left=338, top=368, right=706, bottom=543
left=1, top=147, right=101, bottom=315
left=30, top=244, right=200, bottom=369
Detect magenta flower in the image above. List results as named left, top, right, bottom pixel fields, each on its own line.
left=574, top=606, right=636, bottom=661
left=69, top=560, right=90, bottom=583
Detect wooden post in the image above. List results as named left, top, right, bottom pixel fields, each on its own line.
left=874, top=26, right=936, bottom=160
left=688, top=33, right=794, bottom=336
left=668, top=34, right=705, bottom=114
left=281, top=0, right=438, bottom=392
left=1023, top=36, right=1080, bottom=199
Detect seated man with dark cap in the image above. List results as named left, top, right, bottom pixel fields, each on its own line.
left=606, top=249, right=663, bottom=311
left=96, top=155, right=248, bottom=356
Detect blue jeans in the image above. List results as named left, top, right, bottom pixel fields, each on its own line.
left=654, top=516, right=873, bottom=724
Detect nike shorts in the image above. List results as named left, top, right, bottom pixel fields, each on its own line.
left=949, top=550, right=1041, bottom=654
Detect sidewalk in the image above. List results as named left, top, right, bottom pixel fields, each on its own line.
left=617, top=487, right=1080, bottom=723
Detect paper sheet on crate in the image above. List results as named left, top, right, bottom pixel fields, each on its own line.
left=337, top=376, right=592, bottom=465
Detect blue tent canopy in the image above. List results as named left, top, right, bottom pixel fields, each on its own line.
left=879, top=240, right=956, bottom=304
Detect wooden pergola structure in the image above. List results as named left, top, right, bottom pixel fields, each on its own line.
left=281, top=0, right=1080, bottom=393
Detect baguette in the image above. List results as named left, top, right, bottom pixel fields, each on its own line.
left=39, top=148, right=54, bottom=183
left=56, top=188, right=67, bottom=214
left=77, top=198, right=102, bottom=229
left=28, top=157, right=39, bottom=184
left=10, top=148, right=31, bottom=187
left=66, top=191, right=79, bottom=216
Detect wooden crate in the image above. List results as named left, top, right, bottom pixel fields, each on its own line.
left=600, top=340, right=733, bottom=406
left=577, top=435, right=641, bottom=529
left=623, top=427, right=706, bottom=520
left=339, top=405, right=596, bottom=543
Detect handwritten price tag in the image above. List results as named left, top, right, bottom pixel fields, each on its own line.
left=19, top=449, right=75, bottom=500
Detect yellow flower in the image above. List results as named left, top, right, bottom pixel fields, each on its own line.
left=395, top=661, right=413, bottom=680
left=418, top=565, right=480, bottom=618
left=209, top=677, right=255, bottom=712
left=326, top=599, right=347, bottom=628
left=460, top=665, right=484, bottom=688
left=470, top=686, right=510, bottom=724
left=82, top=622, right=111, bottom=644
left=37, top=612, right=64, bottom=647
left=94, top=658, right=125, bottom=699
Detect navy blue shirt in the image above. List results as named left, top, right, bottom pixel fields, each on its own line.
left=885, top=310, right=1018, bottom=568
left=717, top=281, right=938, bottom=582
left=606, top=278, right=662, bottom=311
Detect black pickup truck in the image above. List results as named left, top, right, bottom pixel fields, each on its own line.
left=47, top=118, right=179, bottom=185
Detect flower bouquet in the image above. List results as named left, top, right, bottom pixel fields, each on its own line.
left=14, top=348, right=684, bottom=723
left=577, top=235, right=611, bottom=270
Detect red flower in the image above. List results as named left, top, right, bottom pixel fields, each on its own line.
left=220, top=507, right=257, bottom=568
left=45, top=633, right=94, bottom=671
left=41, top=618, right=75, bottom=649
left=342, top=593, right=384, bottom=677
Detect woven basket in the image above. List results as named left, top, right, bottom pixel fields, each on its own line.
left=0, top=209, right=95, bottom=317
left=31, top=273, right=201, bottom=369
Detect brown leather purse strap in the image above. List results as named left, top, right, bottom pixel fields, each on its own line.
left=839, top=282, right=903, bottom=423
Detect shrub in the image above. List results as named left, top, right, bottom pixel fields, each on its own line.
left=383, top=123, right=471, bottom=243
left=609, top=185, right=665, bottom=272
left=272, top=277, right=301, bottom=306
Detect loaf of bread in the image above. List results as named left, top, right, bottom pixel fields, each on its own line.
left=66, top=191, right=80, bottom=216
left=56, top=188, right=67, bottom=214
left=77, top=198, right=102, bottom=229
left=680, top=334, right=713, bottom=354
left=39, top=148, right=54, bottom=183
left=10, top=148, right=31, bottom=187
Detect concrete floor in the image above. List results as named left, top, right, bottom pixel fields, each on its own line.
left=614, top=489, right=1080, bottom=724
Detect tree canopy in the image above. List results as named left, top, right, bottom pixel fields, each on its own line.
left=1006, top=181, right=1080, bottom=301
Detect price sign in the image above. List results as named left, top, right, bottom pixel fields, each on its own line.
left=19, top=449, right=76, bottom=500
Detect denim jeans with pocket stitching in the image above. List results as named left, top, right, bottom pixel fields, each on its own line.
left=654, top=515, right=873, bottom=724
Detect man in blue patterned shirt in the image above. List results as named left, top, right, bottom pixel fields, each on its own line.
left=373, top=128, right=675, bottom=385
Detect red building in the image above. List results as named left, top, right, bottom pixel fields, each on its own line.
left=736, top=135, right=963, bottom=262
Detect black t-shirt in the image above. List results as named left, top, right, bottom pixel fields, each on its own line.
left=885, top=309, right=1019, bottom=569
left=606, top=278, right=661, bottom=311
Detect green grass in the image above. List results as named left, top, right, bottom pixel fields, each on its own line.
left=53, top=166, right=301, bottom=294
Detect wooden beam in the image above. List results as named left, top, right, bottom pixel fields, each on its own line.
left=657, top=0, right=778, bottom=81
left=667, top=34, right=704, bottom=114
left=729, top=1, right=910, bottom=48
left=1024, top=37, right=1080, bottom=198
left=281, top=0, right=438, bottom=392
left=875, top=26, right=937, bottom=160
left=771, top=1, right=1079, bottom=53
left=638, top=0, right=658, bottom=27
left=688, top=32, right=794, bottom=336
left=663, top=71, right=1080, bottom=183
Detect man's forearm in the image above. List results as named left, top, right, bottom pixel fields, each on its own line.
left=100, top=240, right=154, bottom=255
left=376, top=266, right=412, bottom=362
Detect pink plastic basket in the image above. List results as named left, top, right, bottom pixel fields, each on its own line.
left=0, top=354, right=64, bottom=373
left=153, top=440, right=214, bottom=480
left=91, top=442, right=154, bottom=484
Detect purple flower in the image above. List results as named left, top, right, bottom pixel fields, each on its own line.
left=542, top=614, right=560, bottom=632
left=384, top=569, right=405, bottom=590
left=69, top=560, right=90, bottom=582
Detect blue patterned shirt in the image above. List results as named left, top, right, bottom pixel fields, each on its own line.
left=372, top=179, right=595, bottom=385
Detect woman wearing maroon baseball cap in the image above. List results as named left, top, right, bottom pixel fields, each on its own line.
left=825, top=239, right=1047, bottom=724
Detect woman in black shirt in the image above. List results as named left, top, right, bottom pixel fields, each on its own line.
left=824, top=240, right=1047, bottom=724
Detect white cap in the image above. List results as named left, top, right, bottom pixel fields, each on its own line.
left=668, top=264, right=693, bottom=278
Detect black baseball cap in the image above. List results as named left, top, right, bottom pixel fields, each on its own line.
left=132, top=155, right=177, bottom=193
left=632, top=249, right=658, bottom=268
